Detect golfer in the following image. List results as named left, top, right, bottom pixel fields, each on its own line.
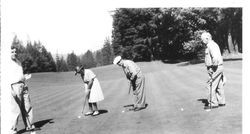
left=113, top=56, right=146, bottom=111
left=201, top=32, right=226, bottom=109
left=10, top=46, right=35, bottom=134
left=75, top=66, right=104, bottom=116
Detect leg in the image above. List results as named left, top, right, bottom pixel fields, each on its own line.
left=92, top=103, right=100, bottom=116
left=216, top=78, right=226, bottom=105
left=92, top=103, right=98, bottom=111
left=210, top=81, right=219, bottom=106
left=84, top=103, right=93, bottom=116
left=208, top=68, right=224, bottom=107
left=23, top=92, right=34, bottom=129
left=11, top=96, right=20, bottom=133
left=88, top=103, right=93, bottom=111
left=133, top=74, right=146, bottom=110
left=10, top=84, right=23, bottom=133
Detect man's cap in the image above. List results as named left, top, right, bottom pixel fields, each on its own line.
left=113, top=56, right=122, bottom=64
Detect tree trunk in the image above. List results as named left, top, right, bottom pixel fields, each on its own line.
left=227, top=30, right=234, bottom=54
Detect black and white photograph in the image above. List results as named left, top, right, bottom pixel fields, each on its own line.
left=1, top=0, right=248, bottom=134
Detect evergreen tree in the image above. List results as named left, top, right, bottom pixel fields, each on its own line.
left=102, top=38, right=113, bottom=65
left=11, top=36, right=57, bottom=73
left=80, top=50, right=96, bottom=68
left=66, top=51, right=78, bottom=71
left=95, top=50, right=103, bottom=66
left=57, top=56, right=68, bottom=72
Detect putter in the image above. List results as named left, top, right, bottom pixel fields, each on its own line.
left=79, top=92, right=89, bottom=118
left=128, top=82, right=132, bottom=95
left=82, top=95, right=88, bottom=114
left=209, top=80, right=212, bottom=111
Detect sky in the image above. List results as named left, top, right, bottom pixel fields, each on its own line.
left=4, top=0, right=115, bottom=55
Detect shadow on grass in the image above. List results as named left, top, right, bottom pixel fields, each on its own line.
left=123, top=104, right=134, bottom=108
left=98, top=109, right=108, bottom=115
left=17, top=119, right=54, bottom=134
left=161, top=59, right=204, bottom=66
left=197, top=98, right=209, bottom=107
left=224, top=58, right=242, bottom=62
left=161, top=59, right=184, bottom=64
left=123, top=103, right=149, bottom=109
left=34, top=118, right=54, bottom=128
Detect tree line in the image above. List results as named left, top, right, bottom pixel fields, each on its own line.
left=12, top=36, right=114, bottom=73
left=12, top=36, right=57, bottom=73
left=112, top=8, right=242, bottom=61
left=11, top=7, right=242, bottom=73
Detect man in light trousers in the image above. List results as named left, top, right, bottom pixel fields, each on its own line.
left=10, top=46, right=35, bottom=134
left=201, top=32, right=226, bottom=109
left=113, top=56, right=146, bottom=111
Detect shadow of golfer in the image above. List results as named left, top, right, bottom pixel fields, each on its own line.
left=98, top=109, right=108, bottom=115
left=123, top=103, right=149, bottom=110
left=197, top=98, right=209, bottom=107
left=34, top=118, right=54, bottom=128
left=123, top=104, right=134, bottom=108
left=17, top=119, right=54, bottom=134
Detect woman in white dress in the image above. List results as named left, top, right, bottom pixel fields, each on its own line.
left=75, top=65, right=104, bottom=116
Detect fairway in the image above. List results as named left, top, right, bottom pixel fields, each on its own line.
left=17, top=60, right=241, bottom=134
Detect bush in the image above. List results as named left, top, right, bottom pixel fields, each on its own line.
left=182, top=30, right=206, bottom=60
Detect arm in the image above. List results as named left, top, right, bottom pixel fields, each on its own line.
left=87, top=78, right=94, bottom=90
left=126, top=63, right=137, bottom=81
left=84, top=78, right=94, bottom=95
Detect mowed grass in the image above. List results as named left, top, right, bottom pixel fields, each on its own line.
left=16, top=60, right=241, bottom=134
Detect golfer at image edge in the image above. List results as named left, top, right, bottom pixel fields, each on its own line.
left=113, top=56, right=147, bottom=111
left=75, top=66, right=104, bottom=116
left=10, top=46, right=36, bottom=134
left=201, top=32, right=226, bottom=109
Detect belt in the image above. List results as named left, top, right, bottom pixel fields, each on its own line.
left=207, top=64, right=223, bottom=68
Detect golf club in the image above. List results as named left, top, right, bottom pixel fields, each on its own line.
left=78, top=91, right=90, bottom=118
left=128, top=82, right=132, bottom=95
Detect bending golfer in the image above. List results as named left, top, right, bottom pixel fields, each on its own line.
left=201, top=32, right=226, bottom=109
left=75, top=66, right=104, bottom=116
left=113, top=56, right=146, bottom=111
left=10, top=46, right=35, bottom=134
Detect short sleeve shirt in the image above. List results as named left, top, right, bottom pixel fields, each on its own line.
left=83, top=69, right=96, bottom=83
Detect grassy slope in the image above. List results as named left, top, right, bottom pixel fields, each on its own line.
left=16, top=60, right=242, bottom=134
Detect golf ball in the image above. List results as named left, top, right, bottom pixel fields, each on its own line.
left=78, top=116, right=81, bottom=118
left=122, top=110, right=125, bottom=113
left=181, top=108, right=184, bottom=111
left=205, top=109, right=211, bottom=112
